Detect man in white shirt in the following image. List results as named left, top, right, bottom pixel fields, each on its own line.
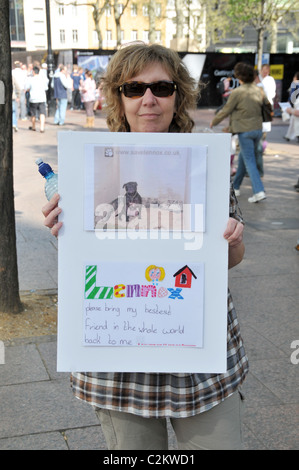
left=260, top=64, right=276, bottom=105
left=254, top=65, right=276, bottom=176
left=259, top=64, right=276, bottom=137
left=12, top=61, right=27, bottom=120
left=25, top=66, right=49, bottom=133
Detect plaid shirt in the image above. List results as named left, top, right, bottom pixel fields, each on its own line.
left=71, top=186, right=249, bottom=418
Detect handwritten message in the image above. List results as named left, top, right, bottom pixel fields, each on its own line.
left=83, top=262, right=204, bottom=347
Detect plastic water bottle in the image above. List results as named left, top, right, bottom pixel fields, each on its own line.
left=35, top=158, right=58, bottom=201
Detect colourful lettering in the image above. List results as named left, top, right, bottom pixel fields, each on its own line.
left=141, top=285, right=157, bottom=297
left=126, top=284, right=141, bottom=297
left=85, top=266, right=114, bottom=299
left=114, top=284, right=126, bottom=298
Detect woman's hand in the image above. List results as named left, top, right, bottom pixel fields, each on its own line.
left=42, top=193, right=63, bottom=237
left=223, top=217, right=245, bottom=268
left=223, top=217, right=243, bottom=247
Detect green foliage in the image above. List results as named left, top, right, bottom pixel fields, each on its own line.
left=227, top=0, right=261, bottom=23
left=227, top=0, right=299, bottom=27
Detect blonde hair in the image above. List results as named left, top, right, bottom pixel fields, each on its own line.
left=145, top=265, right=165, bottom=282
left=103, top=43, right=201, bottom=133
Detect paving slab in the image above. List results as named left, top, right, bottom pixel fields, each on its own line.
left=0, top=379, right=98, bottom=439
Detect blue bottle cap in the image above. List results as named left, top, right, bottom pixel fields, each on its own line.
left=35, top=158, right=54, bottom=177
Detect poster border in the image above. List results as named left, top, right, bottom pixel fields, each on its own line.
left=57, top=131, right=231, bottom=373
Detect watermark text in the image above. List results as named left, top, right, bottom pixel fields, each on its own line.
left=94, top=201, right=204, bottom=250
left=0, top=341, right=5, bottom=365
left=290, top=340, right=299, bottom=365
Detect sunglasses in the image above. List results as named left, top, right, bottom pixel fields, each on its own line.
left=119, top=80, right=177, bottom=99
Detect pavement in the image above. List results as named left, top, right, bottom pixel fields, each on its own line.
left=0, top=107, right=298, bottom=450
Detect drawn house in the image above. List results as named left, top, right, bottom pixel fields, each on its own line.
left=173, top=265, right=197, bottom=288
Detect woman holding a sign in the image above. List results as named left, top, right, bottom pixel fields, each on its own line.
left=43, top=43, right=248, bottom=450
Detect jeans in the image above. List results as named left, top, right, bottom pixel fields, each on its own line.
left=256, top=137, right=264, bottom=177
left=19, top=91, right=27, bottom=119
left=233, top=129, right=264, bottom=194
left=54, top=98, right=68, bottom=125
left=12, top=99, right=18, bottom=128
left=71, top=89, right=81, bottom=109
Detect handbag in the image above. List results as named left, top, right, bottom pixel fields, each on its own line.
left=260, top=91, right=273, bottom=122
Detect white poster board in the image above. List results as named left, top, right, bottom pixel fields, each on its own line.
left=57, top=132, right=231, bottom=373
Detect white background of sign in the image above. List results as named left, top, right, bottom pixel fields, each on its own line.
left=57, top=132, right=231, bottom=373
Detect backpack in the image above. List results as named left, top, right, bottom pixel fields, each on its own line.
left=216, top=80, right=225, bottom=95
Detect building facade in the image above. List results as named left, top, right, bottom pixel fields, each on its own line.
left=10, top=0, right=299, bottom=55
left=11, top=0, right=90, bottom=52
left=10, top=0, right=204, bottom=52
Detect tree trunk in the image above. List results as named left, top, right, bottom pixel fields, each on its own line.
left=270, top=21, right=278, bottom=53
left=174, top=0, right=185, bottom=40
left=93, top=4, right=103, bottom=49
left=148, top=2, right=156, bottom=44
left=256, top=27, right=264, bottom=73
left=115, top=16, right=122, bottom=46
left=113, top=1, right=122, bottom=46
left=0, top=1, right=23, bottom=313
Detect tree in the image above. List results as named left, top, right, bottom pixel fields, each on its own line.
left=89, top=0, right=110, bottom=48
left=0, top=0, right=23, bottom=313
left=55, top=0, right=110, bottom=48
left=269, top=2, right=299, bottom=52
left=111, top=0, right=130, bottom=46
left=203, top=0, right=232, bottom=49
left=227, top=0, right=299, bottom=71
left=148, top=1, right=156, bottom=44
left=171, top=0, right=230, bottom=52
left=174, top=0, right=185, bottom=45
left=56, top=0, right=130, bottom=48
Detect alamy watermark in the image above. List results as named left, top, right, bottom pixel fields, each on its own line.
left=0, top=341, right=4, bottom=365
left=290, top=86, right=299, bottom=105
left=94, top=201, right=204, bottom=250
left=0, top=81, right=4, bottom=105
left=290, top=340, right=299, bottom=365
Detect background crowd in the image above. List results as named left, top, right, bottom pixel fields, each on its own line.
left=11, top=60, right=105, bottom=133
left=11, top=58, right=299, bottom=202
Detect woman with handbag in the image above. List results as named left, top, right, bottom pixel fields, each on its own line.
left=211, top=62, right=268, bottom=203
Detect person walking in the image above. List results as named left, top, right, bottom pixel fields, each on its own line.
left=215, top=76, right=233, bottom=114
left=42, top=44, right=249, bottom=450
left=285, top=100, right=299, bottom=143
left=54, top=65, right=70, bottom=126
left=260, top=64, right=276, bottom=110
left=12, top=72, right=21, bottom=132
left=289, top=71, right=299, bottom=104
left=94, top=76, right=105, bottom=113
left=12, top=61, right=27, bottom=121
left=211, top=62, right=268, bottom=203
left=25, top=66, right=49, bottom=133
left=253, top=69, right=268, bottom=177
left=70, top=65, right=83, bottom=110
left=258, top=64, right=276, bottom=172
left=80, top=70, right=96, bottom=128
left=284, top=72, right=299, bottom=143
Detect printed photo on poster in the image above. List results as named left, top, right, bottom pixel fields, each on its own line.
left=84, top=144, right=207, bottom=232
